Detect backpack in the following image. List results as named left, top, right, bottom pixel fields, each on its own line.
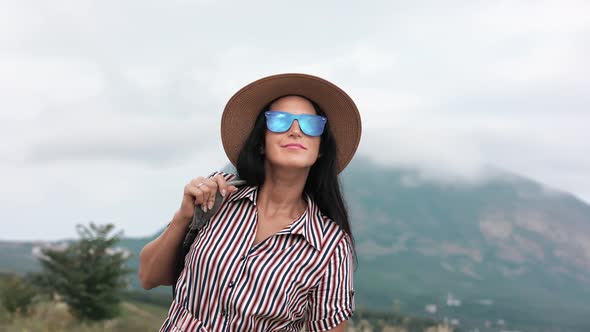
left=172, top=179, right=246, bottom=298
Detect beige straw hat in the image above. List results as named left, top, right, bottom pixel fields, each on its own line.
left=221, top=73, right=362, bottom=174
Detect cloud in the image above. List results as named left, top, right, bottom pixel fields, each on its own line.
left=0, top=0, right=588, bottom=240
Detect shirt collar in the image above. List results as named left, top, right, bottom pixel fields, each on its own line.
left=227, top=184, right=258, bottom=205
left=284, top=193, right=324, bottom=251
left=227, top=185, right=325, bottom=251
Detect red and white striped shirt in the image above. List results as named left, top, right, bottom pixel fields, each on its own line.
left=159, top=171, right=355, bottom=332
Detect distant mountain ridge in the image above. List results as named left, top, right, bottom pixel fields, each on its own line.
left=342, top=158, right=590, bottom=331
left=2, top=157, right=589, bottom=331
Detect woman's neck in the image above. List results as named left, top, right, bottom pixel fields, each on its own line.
left=257, top=167, right=308, bottom=219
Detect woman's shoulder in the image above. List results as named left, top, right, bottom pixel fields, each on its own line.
left=315, top=213, right=354, bottom=261
left=306, top=200, right=351, bottom=250
left=207, top=170, right=239, bottom=182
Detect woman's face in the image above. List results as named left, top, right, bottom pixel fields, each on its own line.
left=263, top=95, right=322, bottom=172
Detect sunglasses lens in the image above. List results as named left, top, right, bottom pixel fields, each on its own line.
left=265, top=111, right=293, bottom=133
left=299, top=115, right=326, bottom=137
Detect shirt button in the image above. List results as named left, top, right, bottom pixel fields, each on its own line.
left=228, top=281, right=234, bottom=288
left=221, top=309, right=226, bottom=316
left=240, top=255, right=246, bottom=261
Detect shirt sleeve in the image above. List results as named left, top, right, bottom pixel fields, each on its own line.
left=306, top=234, right=355, bottom=332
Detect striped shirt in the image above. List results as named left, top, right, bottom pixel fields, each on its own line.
left=159, top=171, right=355, bottom=332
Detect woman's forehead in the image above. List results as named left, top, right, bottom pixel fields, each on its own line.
left=269, top=95, right=317, bottom=115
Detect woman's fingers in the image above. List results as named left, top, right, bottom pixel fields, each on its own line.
left=204, top=177, right=218, bottom=210
left=180, top=174, right=236, bottom=220
left=214, top=175, right=239, bottom=197
left=205, top=179, right=218, bottom=212
left=189, top=178, right=212, bottom=212
left=188, top=179, right=203, bottom=206
left=227, top=185, right=238, bottom=194
left=214, top=174, right=229, bottom=197
left=189, top=174, right=237, bottom=213
left=187, top=183, right=204, bottom=208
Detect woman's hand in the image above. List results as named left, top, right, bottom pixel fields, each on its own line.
left=176, top=174, right=238, bottom=224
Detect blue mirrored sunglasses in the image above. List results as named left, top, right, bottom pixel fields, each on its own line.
left=264, top=111, right=327, bottom=137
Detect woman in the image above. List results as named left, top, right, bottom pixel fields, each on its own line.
left=139, top=73, right=362, bottom=332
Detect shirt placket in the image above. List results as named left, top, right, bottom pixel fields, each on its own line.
left=220, top=210, right=259, bottom=331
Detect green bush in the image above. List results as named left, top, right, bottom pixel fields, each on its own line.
left=0, top=274, right=38, bottom=314
left=32, top=222, right=133, bottom=321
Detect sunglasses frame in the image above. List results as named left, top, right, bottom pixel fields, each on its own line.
left=264, top=111, right=327, bottom=137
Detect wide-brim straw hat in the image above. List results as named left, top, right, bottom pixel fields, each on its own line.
left=221, top=73, right=362, bottom=174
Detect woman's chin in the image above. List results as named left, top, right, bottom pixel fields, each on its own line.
left=267, top=158, right=315, bottom=171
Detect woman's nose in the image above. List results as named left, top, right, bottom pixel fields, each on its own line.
left=288, top=119, right=303, bottom=136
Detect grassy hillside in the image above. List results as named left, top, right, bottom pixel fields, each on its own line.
left=0, top=299, right=168, bottom=331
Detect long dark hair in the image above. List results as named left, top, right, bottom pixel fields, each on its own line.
left=236, top=95, right=356, bottom=260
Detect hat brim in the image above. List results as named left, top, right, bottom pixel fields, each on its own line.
left=221, top=73, right=361, bottom=174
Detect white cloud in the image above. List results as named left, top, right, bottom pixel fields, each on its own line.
left=0, top=56, right=105, bottom=119
left=0, top=0, right=589, bottom=240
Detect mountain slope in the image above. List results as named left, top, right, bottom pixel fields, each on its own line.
left=342, top=158, right=590, bottom=331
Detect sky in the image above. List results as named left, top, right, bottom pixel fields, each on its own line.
left=1, top=0, right=589, bottom=241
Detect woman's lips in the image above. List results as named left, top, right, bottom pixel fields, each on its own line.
left=282, top=143, right=307, bottom=150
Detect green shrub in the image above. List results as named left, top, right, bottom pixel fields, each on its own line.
left=0, top=274, right=38, bottom=314
left=32, top=222, right=133, bottom=321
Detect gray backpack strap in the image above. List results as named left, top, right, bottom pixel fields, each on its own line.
left=173, top=178, right=246, bottom=297
left=181, top=179, right=246, bottom=249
